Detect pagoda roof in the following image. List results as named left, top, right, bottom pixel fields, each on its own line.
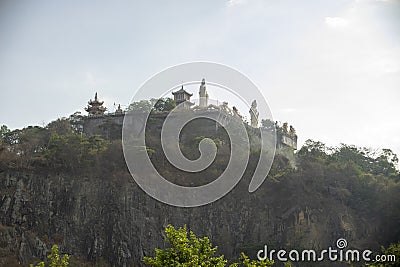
left=88, top=99, right=104, bottom=105
left=85, top=92, right=107, bottom=115
left=88, top=92, right=104, bottom=105
left=172, top=87, right=193, bottom=96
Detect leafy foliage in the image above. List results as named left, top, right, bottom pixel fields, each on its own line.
left=231, top=253, right=274, bottom=267
left=377, top=241, right=400, bottom=267
left=128, top=98, right=176, bottom=113
left=45, top=134, right=109, bottom=171
left=358, top=241, right=400, bottom=267
left=143, top=225, right=273, bottom=267
left=30, top=245, right=69, bottom=267
left=1, top=121, right=400, bottom=266
left=153, top=98, right=176, bottom=112
left=47, top=118, right=74, bottom=136
left=0, top=124, right=10, bottom=141
left=0, top=121, right=115, bottom=172
left=297, top=139, right=400, bottom=240
left=143, top=225, right=227, bottom=267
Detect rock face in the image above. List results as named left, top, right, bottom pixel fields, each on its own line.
left=0, top=168, right=390, bottom=267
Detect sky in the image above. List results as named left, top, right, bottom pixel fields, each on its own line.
left=0, top=0, right=399, bottom=159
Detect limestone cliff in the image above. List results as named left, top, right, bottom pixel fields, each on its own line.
left=0, top=167, right=391, bottom=266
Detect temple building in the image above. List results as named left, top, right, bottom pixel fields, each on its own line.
left=85, top=92, right=107, bottom=116
left=172, top=86, right=194, bottom=109
left=79, top=81, right=298, bottom=153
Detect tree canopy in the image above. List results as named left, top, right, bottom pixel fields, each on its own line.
left=128, top=98, right=176, bottom=113
left=143, top=225, right=274, bottom=267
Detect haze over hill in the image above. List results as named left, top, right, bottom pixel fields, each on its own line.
left=0, top=0, right=399, bottom=162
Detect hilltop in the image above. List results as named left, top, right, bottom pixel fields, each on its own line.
left=0, top=114, right=399, bottom=266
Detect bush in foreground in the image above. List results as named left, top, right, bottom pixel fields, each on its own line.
left=143, top=224, right=274, bottom=267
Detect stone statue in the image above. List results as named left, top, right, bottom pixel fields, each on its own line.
left=282, top=122, right=288, bottom=133
left=289, top=125, right=296, bottom=136
left=115, top=104, right=123, bottom=115
left=232, top=106, right=242, bottom=119
left=249, top=100, right=259, bottom=128
left=199, top=78, right=209, bottom=108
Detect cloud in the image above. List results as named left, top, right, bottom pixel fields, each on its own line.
left=325, top=16, right=349, bottom=28
left=355, top=0, right=393, bottom=3
left=84, top=71, right=108, bottom=88
left=279, top=108, right=297, bottom=114
left=227, top=0, right=247, bottom=7
left=85, top=72, right=96, bottom=87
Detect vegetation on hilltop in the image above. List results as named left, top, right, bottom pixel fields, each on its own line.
left=1, top=118, right=400, bottom=266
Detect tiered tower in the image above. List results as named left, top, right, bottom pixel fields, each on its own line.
left=85, top=92, right=107, bottom=116
left=172, top=86, right=194, bottom=109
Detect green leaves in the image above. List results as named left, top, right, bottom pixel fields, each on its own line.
left=45, top=134, right=110, bottom=170
left=128, top=98, right=176, bottom=113
left=143, top=225, right=227, bottom=267
left=30, top=245, right=69, bottom=267
left=233, top=252, right=274, bottom=267
left=143, top=225, right=274, bottom=267
left=363, top=241, right=400, bottom=267
left=297, top=140, right=400, bottom=181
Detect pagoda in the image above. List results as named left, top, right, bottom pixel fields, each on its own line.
left=85, top=92, right=107, bottom=116
left=172, top=86, right=194, bottom=109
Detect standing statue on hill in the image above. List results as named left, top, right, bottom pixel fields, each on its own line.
left=249, top=100, right=259, bottom=128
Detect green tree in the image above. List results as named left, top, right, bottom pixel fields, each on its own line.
left=360, top=242, right=400, bottom=267
left=297, top=139, right=328, bottom=157
left=0, top=124, right=10, bottom=142
left=143, top=225, right=227, bottom=267
left=143, top=225, right=274, bottom=267
left=128, top=98, right=176, bottom=113
left=153, top=98, right=176, bottom=112
left=46, top=134, right=109, bottom=171
left=30, top=245, right=69, bottom=267
left=230, top=253, right=274, bottom=267
left=0, top=126, right=49, bottom=167
left=128, top=99, right=154, bottom=112
left=47, top=118, right=74, bottom=136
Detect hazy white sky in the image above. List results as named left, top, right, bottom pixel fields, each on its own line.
left=0, top=0, right=399, bottom=157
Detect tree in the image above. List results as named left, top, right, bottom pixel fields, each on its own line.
left=128, top=99, right=154, bottom=112
left=0, top=126, right=49, bottom=166
left=30, top=245, right=69, bottom=267
left=46, top=118, right=74, bottom=136
left=0, top=124, right=10, bottom=142
left=0, top=125, right=18, bottom=169
left=143, top=225, right=227, bottom=267
left=231, top=253, right=274, bottom=267
left=330, top=145, right=400, bottom=180
left=143, top=225, right=274, bottom=267
left=153, top=98, right=176, bottom=112
left=363, top=241, right=400, bottom=267
left=296, top=139, right=330, bottom=169
left=298, top=139, right=328, bottom=156
left=45, top=134, right=109, bottom=171
left=128, top=98, right=176, bottom=113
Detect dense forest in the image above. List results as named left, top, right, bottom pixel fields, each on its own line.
left=0, top=117, right=399, bottom=266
